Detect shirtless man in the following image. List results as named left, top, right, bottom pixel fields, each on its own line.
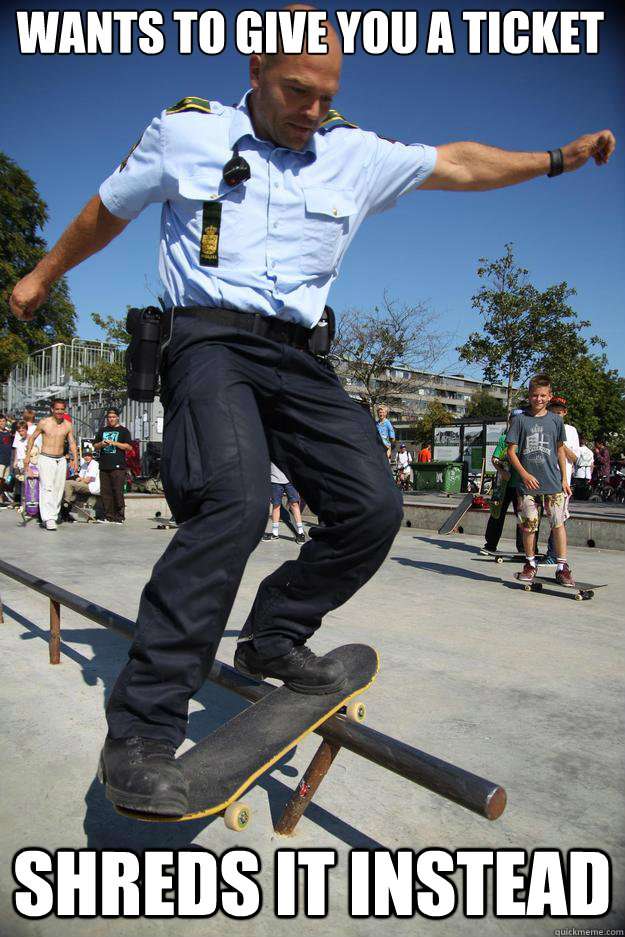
left=24, top=399, right=78, bottom=531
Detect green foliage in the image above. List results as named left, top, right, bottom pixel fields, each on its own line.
left=333, top=292, right=447, bottom=415
left=71, top=312, right=128, bottom=397
left=463, top=389, right=507, bottom=421
left=411, top=401, right=455, bottom=446
left=0, top=151, right=77, bottom=380
left=457, top=244, right=588, bottom=413
left=539, top=347, right=625, bottom=444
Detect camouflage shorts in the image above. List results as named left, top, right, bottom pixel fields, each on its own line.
left=517, top=492, right=567, bottom=531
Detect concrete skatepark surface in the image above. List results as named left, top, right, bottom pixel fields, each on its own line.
left=0, top=507, right=623, bottom=936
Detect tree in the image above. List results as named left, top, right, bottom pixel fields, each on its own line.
left=538, top=345, right=625, bottom=445
left=0, top=152, right=76, bottom=380
left=411, top=401, right=454, bottom=446
left=463, top=389, right=507, bottom=421
left=333, top=292, right=448, bottom=416
left=456, top=244, right=589, bottom=414
left=72, top=313, right=128, bottom=401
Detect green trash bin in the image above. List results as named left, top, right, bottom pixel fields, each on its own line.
left=412, top=461, right=465, bottom=493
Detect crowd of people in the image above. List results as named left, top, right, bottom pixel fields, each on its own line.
left=0, top=403, right=135, bottom=527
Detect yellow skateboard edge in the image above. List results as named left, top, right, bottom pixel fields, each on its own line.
left=116, top=648, right=380, bottom=824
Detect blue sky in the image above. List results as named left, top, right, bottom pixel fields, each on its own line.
left=2, top=0, right=624, bottom=379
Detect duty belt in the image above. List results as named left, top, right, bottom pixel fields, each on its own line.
left=172, top=306, right=312, bottom=351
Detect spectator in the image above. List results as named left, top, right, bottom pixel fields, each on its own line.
left=63, top=451, right=101, bottom=517
left=24, top=399, right=79, bottom=531
left=573, top=437, right=594, bottom=499
left=93, top=408, right=133, bottom=524
left=263, top=462, right=306, bottom=544
left=375, top=405, right=395, bottom=460
left=396, top=443, right=413, bottom=487
left=418, top=444, right=432, bottom=463
left=593, top=441, right=611, bottom=481
left=0, top=414, right=13, bottom=507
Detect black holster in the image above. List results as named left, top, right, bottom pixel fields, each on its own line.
left=125, top=306, right=163, bottom=402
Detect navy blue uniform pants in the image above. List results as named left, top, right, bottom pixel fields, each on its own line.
left=106, top=316, right=403, bottom=746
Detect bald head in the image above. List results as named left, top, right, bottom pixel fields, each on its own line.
left=249, top=5, right=342, bottom=150
left=261, top=4, right=342, bottom=68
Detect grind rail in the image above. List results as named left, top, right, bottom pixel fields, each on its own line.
left=0, top=558, right=507, bottom=829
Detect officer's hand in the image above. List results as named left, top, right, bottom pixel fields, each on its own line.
left=562, top=130, right=615, bottom=172
left=9, top=272, right=51, bottom=321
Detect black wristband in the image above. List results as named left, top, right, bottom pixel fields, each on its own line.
left=547, top=148, right=564, bottom=177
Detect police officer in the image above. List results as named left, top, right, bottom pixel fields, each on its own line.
left=10, top=5, right=615, bottom=816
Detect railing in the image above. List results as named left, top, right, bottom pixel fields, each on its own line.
left=0, top=559, right=507, bottom=829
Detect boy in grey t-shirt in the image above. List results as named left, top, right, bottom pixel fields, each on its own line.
left=507, top=374, right=574, bottom=586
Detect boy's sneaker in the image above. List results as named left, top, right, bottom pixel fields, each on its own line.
left=555, top=564, right=576, bottom=588
left=295, top=532, right=306, bottom=544
left=517, top=562, right=537, bottom=582
left=542, top=555, right=557, bottom=565
left=45, top=519, right=57, bottom=531
left=262, top=532, right=279, bottom=541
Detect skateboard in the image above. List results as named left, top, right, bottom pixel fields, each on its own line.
left=513, top=573, right=607, bottom=601
left=69, top=502, right=96, bottom=523
left=113, top=643, right=378, bottom=826
left=480, top=549, right=546, bottom=564
left=438, top=493, right=474, bottom=534
left=150, top=512, right=178, bottom=529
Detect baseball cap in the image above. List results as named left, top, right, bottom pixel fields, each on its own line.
left=549, top=396, right=567, bottom=408
left=399, top=443, right=406, bottom=448
left=511, top=408, right=524, bottom=416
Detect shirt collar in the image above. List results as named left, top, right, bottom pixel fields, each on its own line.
left=232, top=90, right=317, bottom=159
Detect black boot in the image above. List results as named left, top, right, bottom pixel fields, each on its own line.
left=98, top=736, right=189, bottom=816
left=234, top=642, right=346, bottom=694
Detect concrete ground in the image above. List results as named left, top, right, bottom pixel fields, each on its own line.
left=0, top=507, right=623, bottom=936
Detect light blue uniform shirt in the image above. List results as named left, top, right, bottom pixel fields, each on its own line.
left=100, top=92, right=437, bottom=328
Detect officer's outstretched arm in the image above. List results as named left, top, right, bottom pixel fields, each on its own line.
left=419, top=129, right=615, bottom=192
left=10, top=195, right=130, bottom=321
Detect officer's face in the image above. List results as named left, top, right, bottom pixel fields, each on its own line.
left=249, top=43, right=342, bottom=151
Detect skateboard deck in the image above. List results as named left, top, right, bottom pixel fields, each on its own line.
left=150, top=513, right=178, bottom=529
left=438, top=493, right=474, bottom=534
left=70, top=502, right=96, bottom=522
left=480, top=550, right=546, bottom=564
left=114, top=643, right=378, bottom=824
left=513, top=573, right=607, bottom=601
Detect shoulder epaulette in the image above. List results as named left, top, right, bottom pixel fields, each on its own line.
left=166, top=96, right=212, bottom=115
left=319, top=109, right=359, bottom=132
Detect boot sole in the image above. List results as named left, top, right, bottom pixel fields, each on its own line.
left=97, top=753, right=188, bottom=817
left=234, top=655, right=347, bottom=696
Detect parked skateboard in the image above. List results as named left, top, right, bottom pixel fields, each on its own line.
left=150, top=512, right=178, bottom=529
left=438, top=493, right=474, bottom=534
left=69, top=502, right=96, bottom=523
left=513, top=573, right=607, bottom=601
left=480, top=549, right=546, bottom=564
left=112, top=643, right=378, bottom=826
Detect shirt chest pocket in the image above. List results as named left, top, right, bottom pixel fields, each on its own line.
left=299, top=187, right=357, bottom=276
left=178, top=173, right=244, bottom=268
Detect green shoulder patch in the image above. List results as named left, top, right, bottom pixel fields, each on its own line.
left=166, top=96, right=212, bottom=115
left=319, top=109, right=359, bottom=132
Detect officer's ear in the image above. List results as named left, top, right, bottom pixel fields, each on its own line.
left=249, top=54, right=263, bottom=90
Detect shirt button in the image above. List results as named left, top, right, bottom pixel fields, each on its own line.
left=273, top=222, right=278, bottom=229
left=274, top=182, right=279, bottom=189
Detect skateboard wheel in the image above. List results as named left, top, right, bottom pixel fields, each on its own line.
left=496, top=557, right=503, bottom=564
left=345, top=699, right=366, bottom=723
left=224, top=802, right=251, bottom=832
left=575, top=593, right=583, bottom=601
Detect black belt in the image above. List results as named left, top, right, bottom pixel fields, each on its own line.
left=173, top=306, right=313, bottom=350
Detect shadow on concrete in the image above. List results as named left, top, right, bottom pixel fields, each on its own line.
left=412, top=536, right=481, bottom=554
left=3, top=603, right=386, bottom=852
left=391, top=557, right=502, bottom=584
